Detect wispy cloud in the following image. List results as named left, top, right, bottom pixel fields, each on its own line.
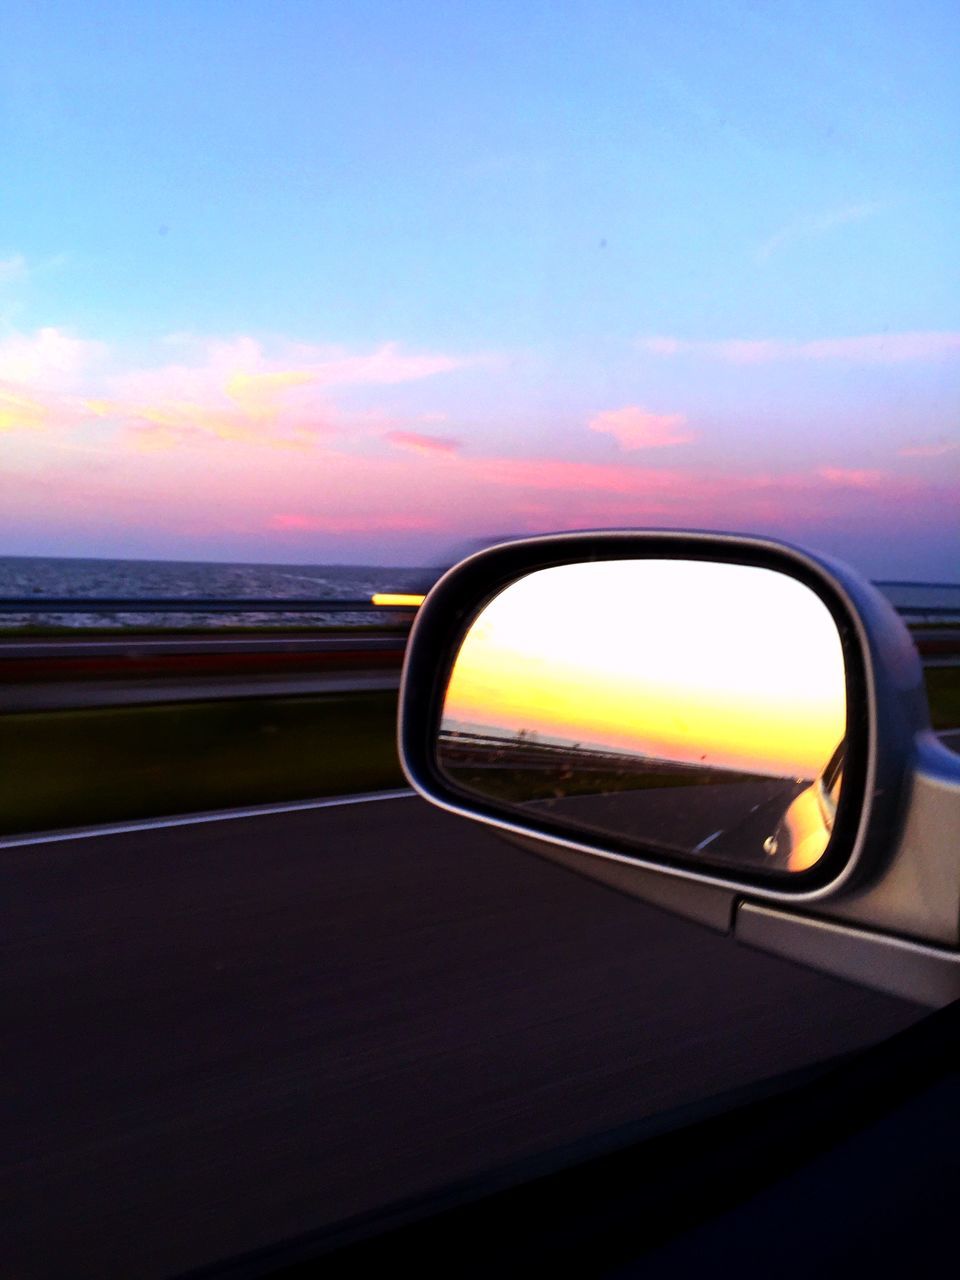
left=816, top=467, right=886, bottom=489
left=0, top=328, right=107, bottom=433
left=757, top=202, right=883, bottom=262
left=0, top=329, right=475, bottom=449
left=898, top=439, right=959, bottom=458
left=639, top=331, right=960, bottom=364
left=0, top=254, right=29, bottom=286
left=0, top=254, right=71, bottom=325
left=0, top=327, right=107, bottom=387
left=108, top=337, right=473, bottom=402
left=464, top=454, right=926, bottom=510
left=269, top=512, right=440, bottom=533
left=385, top=430, right=461, bottom=456
left=589, top=405, right=694, bottom=451
left=226, top=370, right=317, bottom=410
left=86, top=396, right=332, bottom=450
left=4, top=320, right=953, bottom=563
left=6, top=412, right=950, bottom=558
left=471, top=457, right=691, bottom=495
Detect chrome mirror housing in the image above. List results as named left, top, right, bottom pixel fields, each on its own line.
left=399, top=531, right=960, bottom=1007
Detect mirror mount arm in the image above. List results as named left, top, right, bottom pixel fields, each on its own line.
left=736, top=898, right=960, bottom=1009
left=823, top=733, right=960, bottom=951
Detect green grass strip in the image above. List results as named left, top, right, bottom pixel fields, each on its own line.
left=925, top=667, right=960, bottom=731
left=0, top=690, right=403, bottom=836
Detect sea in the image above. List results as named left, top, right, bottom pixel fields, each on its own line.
left=0, top=556, right=443, bottom=629
left=0, top=555, right=958, bottom=629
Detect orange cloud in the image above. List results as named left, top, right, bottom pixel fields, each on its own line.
left=120, top=421, right=209, bottom=452
left=639, top=331, right=960, bottom=364
left=88, top=399, right=263, bottom=447
left=385, top=430, right=461, bottom=456
left=0, top=389, right=53, bottom=432
left=81, top=336, right=475, bottom=451
left=226, top=370, right=317, bottom=411
left=589, top=405, right=694, bottom=451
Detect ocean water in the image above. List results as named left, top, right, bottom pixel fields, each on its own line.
left=0, top=556, right=957, bottom=629
left=0, top=556, right=441, bottom=629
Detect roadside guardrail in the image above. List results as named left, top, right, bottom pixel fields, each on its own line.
left=0, top=595, right=422, bottom=615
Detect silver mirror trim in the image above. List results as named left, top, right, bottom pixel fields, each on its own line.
left=399, top=529, right=884, bottom=907
left=737, top=902, right=960, bottom=1008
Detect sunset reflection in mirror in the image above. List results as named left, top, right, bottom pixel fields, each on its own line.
left=439, top=559, right=847, bottom=874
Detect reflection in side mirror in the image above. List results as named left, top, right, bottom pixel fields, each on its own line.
left=437, top=559, right=847, bottom=877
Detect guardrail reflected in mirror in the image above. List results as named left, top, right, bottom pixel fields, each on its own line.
left=437, top=559, right=847, bottom=875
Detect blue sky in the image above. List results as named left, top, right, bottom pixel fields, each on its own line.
left=2, top=1, right=958, bottom=574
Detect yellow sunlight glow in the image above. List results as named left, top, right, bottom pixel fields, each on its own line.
left=371, top=592, right=426, bottom=607
left=442, top=559, right=846, bottom=779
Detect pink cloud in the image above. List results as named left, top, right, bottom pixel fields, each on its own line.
left=472, top=456, right=690, bottom=495
left=463, top=456, right=932, bottom=525
left=898, top=440, right=959, bottom=458
left=0, top=389, right=55, bottom=433
left=6, top=421, right=952, bottom=559
left=639, top=331, right=960, bottom=364
left=816, top=467, right=886, bottom=489
left=5, top=320, right=952, bottom=562
left=269, top=512, right=440, bottom=533
left=385, top=430, right=461, bottom=456
left=589, top=405, right=694, bottom=451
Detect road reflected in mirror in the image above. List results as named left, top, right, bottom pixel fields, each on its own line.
left=438, top=559, right=847, bottom=875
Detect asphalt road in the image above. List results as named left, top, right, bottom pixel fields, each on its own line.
left=528, top=777, right=804, bottom=863
left=2, top=796, right=921, bottom=1279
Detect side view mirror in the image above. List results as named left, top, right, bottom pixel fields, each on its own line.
left=399, top=531, right=960, bottom=1007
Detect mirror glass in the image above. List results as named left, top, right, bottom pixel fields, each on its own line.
left=438, top=559, right=847, bottom=876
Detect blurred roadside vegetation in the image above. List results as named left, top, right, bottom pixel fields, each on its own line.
left=0, top=691, right=403, bottom=836
left=925, top=667, right=960, bottom=731
left=0, top=668, right=956, bottom=837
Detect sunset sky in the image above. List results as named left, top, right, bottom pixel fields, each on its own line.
left=442, top=560, right=847, bottom=778
left=2, top=2, right=958, bottom=575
